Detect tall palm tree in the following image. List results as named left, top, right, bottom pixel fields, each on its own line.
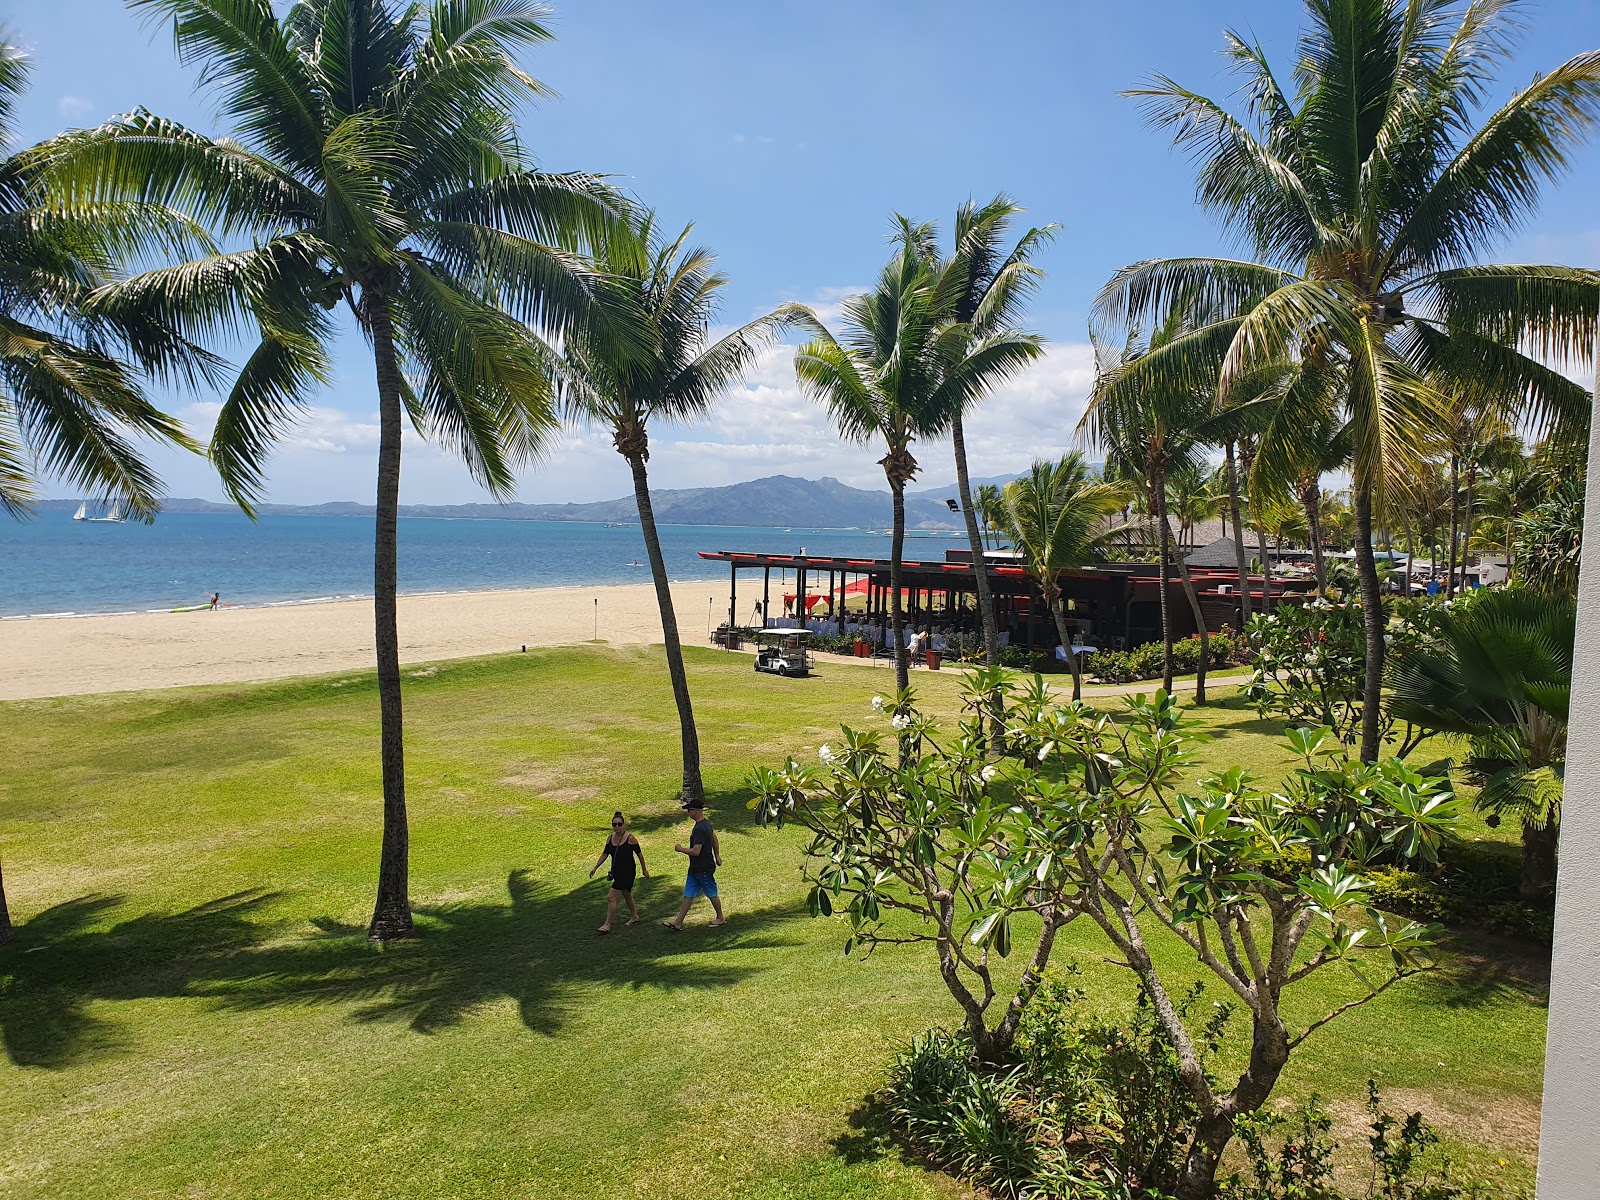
left=791, top=235, right=1039, bottom=697
left=1390, top=589, right=1574, bottom=900
left=790, top=243, right=941, bottom=694
left=1086, top=320, right=1214, bottom=701
left=997, top=454, right=1131, bottom=700
left=906, top=197, right=1055, bottom=673
left=1096, top=0, right=1600, bottom=761
left=554, top=215, right=790, bottom=806
left=0, top=33, right=210, bottom=944
left=40, top=0, right=627, bottom=940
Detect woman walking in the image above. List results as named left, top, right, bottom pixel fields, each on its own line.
left=589, top=812, right=648, bottom=933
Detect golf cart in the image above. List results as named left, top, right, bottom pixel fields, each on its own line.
left=754, top=627, right=813, bottom=677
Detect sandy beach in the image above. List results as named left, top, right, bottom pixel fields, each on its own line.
left=0, top=581, right=745, bottom=700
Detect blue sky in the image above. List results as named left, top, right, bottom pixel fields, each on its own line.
left=13, top=0, right=1600, bottom=504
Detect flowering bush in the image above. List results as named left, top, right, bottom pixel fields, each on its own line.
left=750, top=673, right=1460, bottom=1197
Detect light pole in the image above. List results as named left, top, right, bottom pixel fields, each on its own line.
left=593, top=597, right=598, bottom=642
left=707, top=596, right=713, bottom=637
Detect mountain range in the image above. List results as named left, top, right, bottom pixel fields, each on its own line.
left=42, top=473, right=1026, bottom=531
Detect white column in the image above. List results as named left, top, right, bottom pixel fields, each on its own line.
left=1536, top=395, right=1600, bottom=1198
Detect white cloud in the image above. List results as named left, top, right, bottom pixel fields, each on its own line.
left=42, top=287, right=1100, bottom=508
left=57, top=95, right=93, bottom=120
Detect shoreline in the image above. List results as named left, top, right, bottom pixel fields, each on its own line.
left=0, top=580, right=753, bottom=701
left=0, top=575, right=727, bottom=622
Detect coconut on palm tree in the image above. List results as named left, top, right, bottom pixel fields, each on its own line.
left=1390, top=589, right=1574, bottom=900
left=1096, top=0, right=1600, bottom=761
left=997, top=454, right=1131, bottom=700
left=0, top=33, right=213, bottom=943
left=553, top=214, right=791, bottom=806
left=39, top=0, right=628, bottom=940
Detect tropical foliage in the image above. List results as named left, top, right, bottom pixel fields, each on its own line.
left=752, top=676, right=1459, bottom=1199
left=1389, top=588, right=1574, bottom=900
left=1094, top=0, right=1600, bottom=758
left=994, top=453, right=1130, bottom=699
left=35, top=0, right=625, bottom=939
left=554, top=214, right=790, bottom=805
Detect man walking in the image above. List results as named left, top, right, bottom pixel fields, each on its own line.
left=663, top=799, right=724, bottom=930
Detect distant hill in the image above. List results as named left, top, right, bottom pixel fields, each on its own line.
left=39, top=474, right=972, bottom=530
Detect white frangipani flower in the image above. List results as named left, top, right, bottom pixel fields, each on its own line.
left=818, top=744, right=836, bottom=765
left=891, top=713, right=912, bottom=731
left=870, top=695, right=886, bottom=713
left=980, top=765, right=999, bottom=783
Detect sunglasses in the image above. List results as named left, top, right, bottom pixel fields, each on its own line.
left=612, top=820, right=624, bottom=827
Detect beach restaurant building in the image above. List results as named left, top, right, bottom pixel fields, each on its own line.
left=698, top=538, right=1312, bottom=653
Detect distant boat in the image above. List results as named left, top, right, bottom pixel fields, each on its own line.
left=626, top=559, right=643, bottom=567
left=73, top=501, right=124, bottom=523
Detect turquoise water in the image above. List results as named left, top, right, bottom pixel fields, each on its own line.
left=0, top=512, right=963, bottom=617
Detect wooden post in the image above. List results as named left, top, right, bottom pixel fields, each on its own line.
left=797, top=564, right=807, bottom=624
left=763, top=565, right=770, bottom=626
left=729, top=561, right=737, bottom=630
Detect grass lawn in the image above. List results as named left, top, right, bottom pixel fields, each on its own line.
left=0, top=647, right=1547, bottom=1198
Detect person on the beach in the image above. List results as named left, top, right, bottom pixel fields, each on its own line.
left=663, top=799, right=723, bottom=930
left=589, top=811, right=648, bottom=933
left=208, top=592, right=220, bottom=610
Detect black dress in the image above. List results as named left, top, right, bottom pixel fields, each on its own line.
left=602, top=835, right=642, bottom=891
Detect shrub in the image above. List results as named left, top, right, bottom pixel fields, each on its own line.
left=1224, top=1082, right=1493, bottom=1200
left=1364, top=842, right=1552, bottom=945
left=1085, top=632, right=1238, bottom=685
left=885, top=1030, right=1041, bottom=1199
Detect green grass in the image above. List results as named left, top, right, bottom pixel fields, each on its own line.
left=0, top=648, right=1546, bottom=1198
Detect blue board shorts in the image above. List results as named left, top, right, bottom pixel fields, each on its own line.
left=684, top=874, right=719, bottom=899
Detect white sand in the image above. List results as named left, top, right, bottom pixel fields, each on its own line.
left=0, top=580, right=745, bottom=700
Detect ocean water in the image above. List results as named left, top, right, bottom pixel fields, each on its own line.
left=0, top=512, right=965, bottom=617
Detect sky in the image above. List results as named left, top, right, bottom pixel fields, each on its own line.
left=11, top=0, right=1600, bottom=505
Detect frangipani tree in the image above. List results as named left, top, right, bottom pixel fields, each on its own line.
left=39, top=0, right=628, bottom=940
left=752, top=676, right=1458, bottom=1200
left=1095, top=0, right=1600, bottom=759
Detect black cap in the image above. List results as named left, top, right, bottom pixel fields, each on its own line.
left=683, top=798, right=705, bottom=812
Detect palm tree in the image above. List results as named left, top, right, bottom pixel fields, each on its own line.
left=1390, top=589, right=1574, bottom=900
left=0, top=33, right=210, bottom=944
left=997, top=454, right=1131, bottom=700
left=40, top=0, right=626, bottom=940
left=791, top=233, right=1037, bottom=697
left=974, top=482, right=1004, bottom=550
left=1096, top=0, right=1600, bottom=762
left=907, top=197, right=1054, bottom=672
left=554, top=215, right=790, bottom=806
left=1086, top=319, right=1215, bottom=702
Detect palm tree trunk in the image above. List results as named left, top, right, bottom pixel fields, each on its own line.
left=1163, top=507, right=1208, bottom=705
left=1446, top=452, right=1461, bottom=594
left=627, top=448, right=704, bottom=805
left=1462, top=469, right=1477, bottom=585
left=1257, top=516, right=1273, bottom=612
left=889, top=478, right=910, bottom=695
left=951, top=414, right=1004, bottom=751
left=1353, top=485, right=1385, bottom=763
left=365, top=290, right=413, bottom=942
left=1155, top=475, right=1174, bottom=692
left=1303, top=481, right=1327, bottom=594
left=1046, top=587, right=1082, bottom=702
left=0, top=859, right=12, bottom=945
left=1225, top=442, right=1252, bottom=627
left=1521, top=817, right=1559, bottom=902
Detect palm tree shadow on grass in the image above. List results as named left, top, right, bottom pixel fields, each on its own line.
left=1, top=872, right=801, bottom=1069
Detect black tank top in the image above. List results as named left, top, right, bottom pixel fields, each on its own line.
left=603, top=835, right=641, bottom=882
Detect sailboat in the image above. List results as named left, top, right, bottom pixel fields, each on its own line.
left=73, top=501, right=125, bottom=523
